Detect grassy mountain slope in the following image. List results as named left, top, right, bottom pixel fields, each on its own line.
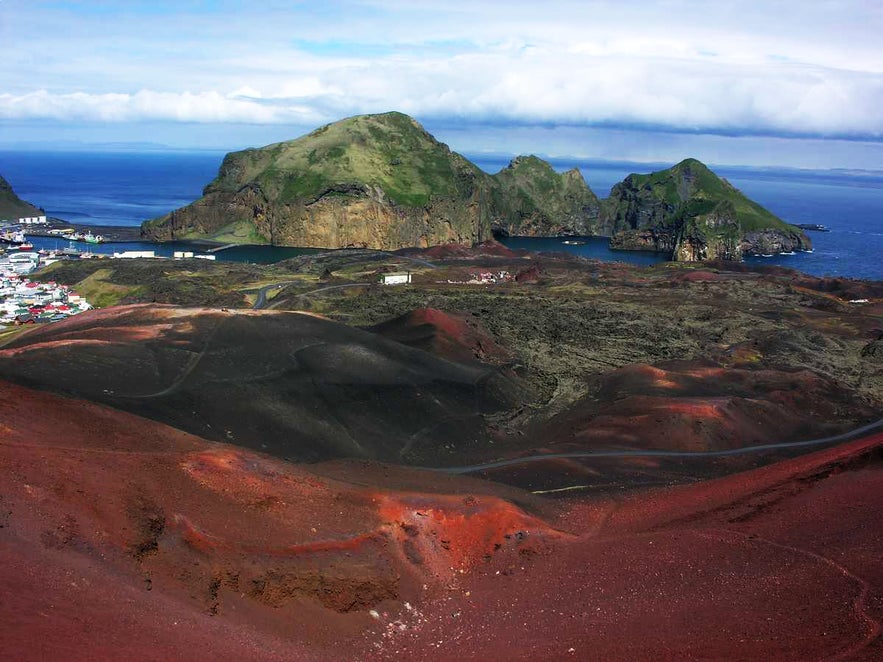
left=492, top=156, right=601, bottom=236
left=604, top=158, right=811, bottom=260
left=0, top=173, right=41, bottom=220
left=204, top=112, right=488, bottom=208
left=142, top=112, right=498, bottom=249
left=142, top=113, right=602, bottom=249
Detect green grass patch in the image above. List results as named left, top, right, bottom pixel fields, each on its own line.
left=73, top=268, right=144, bottom=308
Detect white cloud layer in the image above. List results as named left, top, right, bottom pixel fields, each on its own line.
left=1, top=0, right=882, bottom=140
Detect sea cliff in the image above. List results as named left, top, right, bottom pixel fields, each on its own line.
left=143, top=114, right=809, bottom=261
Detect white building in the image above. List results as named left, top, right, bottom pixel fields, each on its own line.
left=113, top=250, right=156, bottom=259
left=381, top=272, right=412, bottom=285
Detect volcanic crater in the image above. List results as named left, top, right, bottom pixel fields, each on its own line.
left=2, top=251, right=882, bottom=660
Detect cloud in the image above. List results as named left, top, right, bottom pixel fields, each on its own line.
left=1, top=0, right=882, bottom=140
left=0, top=90, right=324, bottom=124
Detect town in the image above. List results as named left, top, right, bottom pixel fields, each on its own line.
left=0, top=272, right=92, bottom=325
left=0, top=248, right=92, bottom=325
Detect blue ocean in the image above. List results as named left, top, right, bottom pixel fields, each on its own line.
left=1, top=149, right=881, bottom=280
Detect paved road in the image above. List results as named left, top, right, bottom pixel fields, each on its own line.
left=251, top=281, right=373, bottom=310
left=247, top=248, right=434, bottom=310
left=431, top=416, right=883, bottom=474
left=251, top=281, right=299, bottom=309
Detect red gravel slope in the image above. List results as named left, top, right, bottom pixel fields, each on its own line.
left=1, top=376, right=881, bottom=661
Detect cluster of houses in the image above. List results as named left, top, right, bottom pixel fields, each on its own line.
left=0, top=272, right=92, bottom=325
left=467, top=270, right=513, bottom=285
left=0, top=250, right=41, bottom=275
left=1, top=250, right=91, bottom=325
left=381, top=270, right=516, bottom=287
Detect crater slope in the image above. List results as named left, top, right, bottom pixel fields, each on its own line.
left=1, top=377, right=880, bottom=661
left=0, top=304, right=527, bottom=466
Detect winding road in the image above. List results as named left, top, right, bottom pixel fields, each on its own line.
left=251, top=282, right=373, bottom=310
left=247, top=248, right=435, bottom=310
left=431, top=416, right=883, bottom=474
left=250, top=281, right=299, bottom=309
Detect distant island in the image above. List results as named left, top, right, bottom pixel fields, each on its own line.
left=139, top=111, right=811, bottom=261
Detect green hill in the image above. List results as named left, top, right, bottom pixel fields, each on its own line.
left=142, top=112, right=602, bottom=249
left=492, top=156, right=600, bottom=236
left=0, top=173, right=42, bottom=221
left=603, top=158, right=811, bottom=260
left=142, top=114, right=807, bottom=261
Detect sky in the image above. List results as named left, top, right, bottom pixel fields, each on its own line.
left=2, top=0, right=883, bottom=169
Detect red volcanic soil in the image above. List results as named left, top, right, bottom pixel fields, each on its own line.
left=541, top=359, right=876, bottom=453
left=791, top=274, right=883, bottom=301
left=379, top=435, right=883, bottom=661
left=371, top=307, right=512, bottom=365
left=514, top=264, right=542, bottom=282
left=417, top=239, right=519, bottom=260
left=0, top=378, right=557, bottom=661
left=672, top=268, right=729, bottom=283
left=2, top=374, right=882, bottom=660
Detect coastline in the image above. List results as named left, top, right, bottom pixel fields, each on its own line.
left=30, top=217, right=226, bottom=246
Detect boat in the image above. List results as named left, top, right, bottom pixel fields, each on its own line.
left=562, top=239, right=587, bottom=246
left=0, top=230, right=27, bottom=245
left=17, top=242, right=34, bottom=251
left=72, top=231, right=105, bottom=244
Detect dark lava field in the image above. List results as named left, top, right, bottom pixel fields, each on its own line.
left=2, top=243, right=882, bottom=660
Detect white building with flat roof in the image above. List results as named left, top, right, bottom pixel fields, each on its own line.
left=113, top=250, right=156, bottom=259
left=381, top=272, right=412, bottom=285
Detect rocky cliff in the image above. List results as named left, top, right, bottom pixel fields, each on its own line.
left=142, top=112, right=497, bottom=249
left=603, top=159, right=810, bottom=261
left=142, top=113, right=601, bottom=249
left=491, top=155, right=601, bottom=236
left=0, top=173, right=42, bottom=220
left=142, top=115, right=810, bottom=261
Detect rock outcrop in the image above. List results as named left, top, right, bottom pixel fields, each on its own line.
left=491, top=155, right=601, bottom=236
left=602, top=158, right=811, bottom=261
left=142, top=112, right=602, bottom=249
left=0, top=173, right=42, bottom=220
left=142, top=114, right=811, bottom=262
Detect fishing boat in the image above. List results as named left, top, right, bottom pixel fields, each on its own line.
left=0, top=230, right=27, bottom=245
left=73, top=231, right=106, bottom=244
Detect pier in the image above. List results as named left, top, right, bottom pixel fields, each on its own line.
left=207, top=243, right=241, bottom=253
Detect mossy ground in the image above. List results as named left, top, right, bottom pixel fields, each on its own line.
left=70, top=268, right=144, bottom=308
left=223, top=112, right=482, bottom=208
left=34, top=259, right=294, bottom=309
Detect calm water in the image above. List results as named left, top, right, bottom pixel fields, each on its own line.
left=1, top=150, right=882, bottom=280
